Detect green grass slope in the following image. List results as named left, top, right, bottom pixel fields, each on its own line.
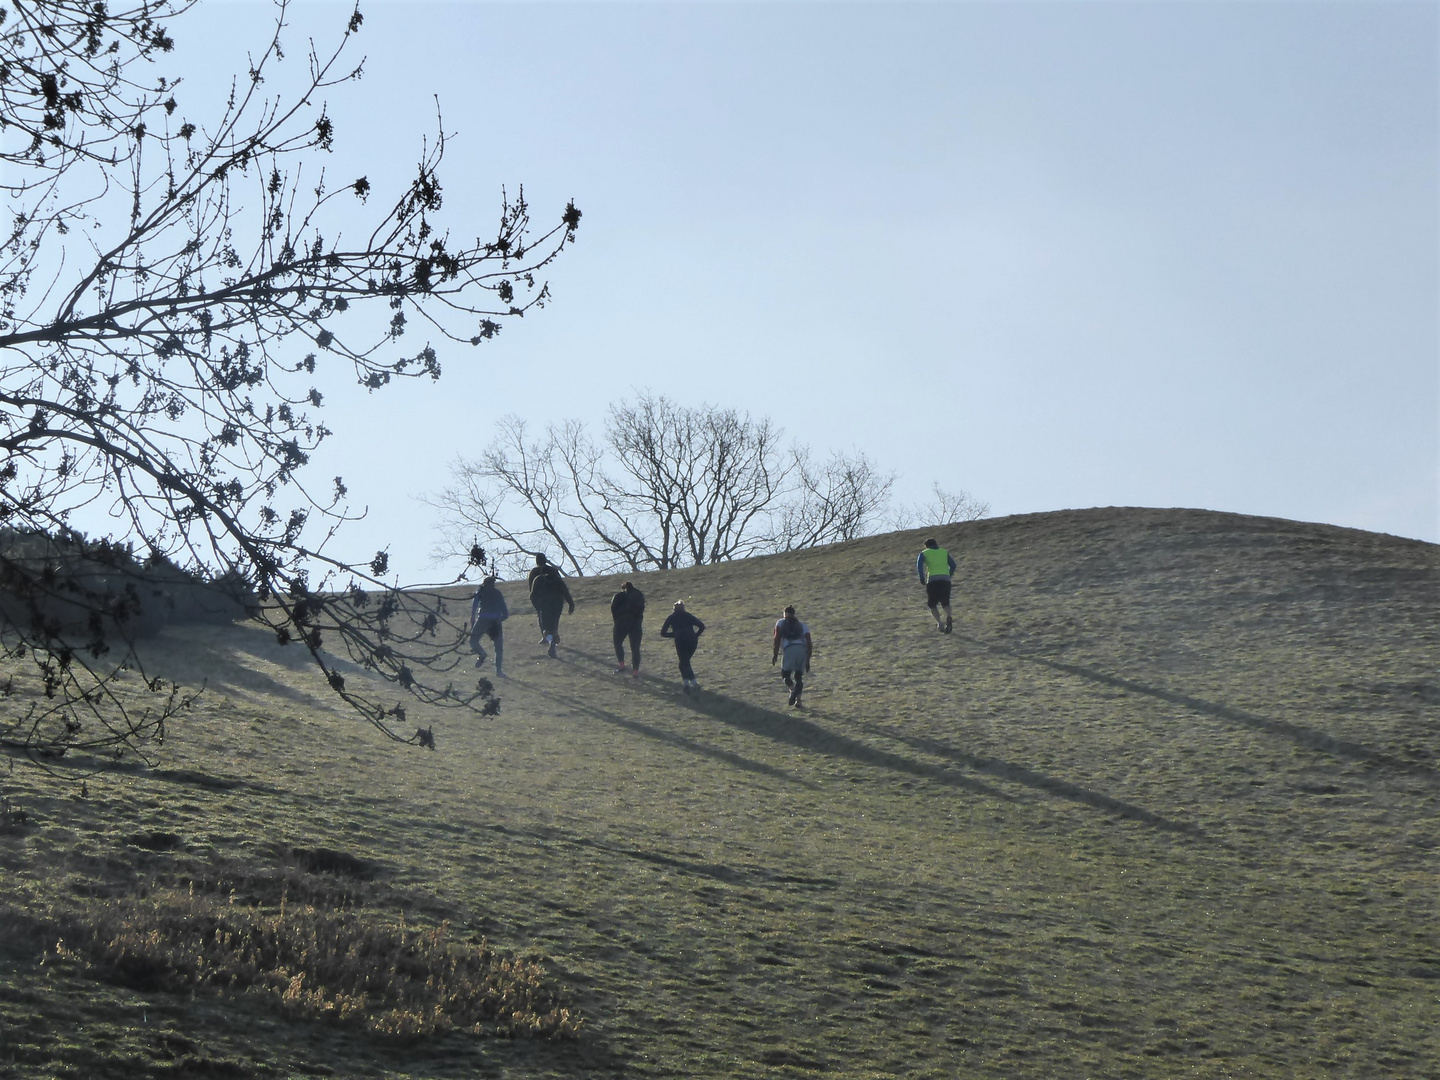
left=2, top=507, right=1436, bottom=1078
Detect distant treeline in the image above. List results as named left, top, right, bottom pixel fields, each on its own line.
left=0, top=528, right=256, bottom=650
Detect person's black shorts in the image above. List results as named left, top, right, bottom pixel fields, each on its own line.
left=925, top=579, right=952, bottom=606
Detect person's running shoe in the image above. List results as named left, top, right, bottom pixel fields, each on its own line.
left=943, top=615, right=953, bottom=634
left=614, top=663, right=628, bottom=675
left=547, top=637, right=558, bottom=659
left=689, top=680, right=701, bottom=692
left=630, top=667, right=640, bottom=679
left=787, top=686, right=799, bottom=706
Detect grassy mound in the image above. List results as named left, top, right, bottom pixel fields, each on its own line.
left=0, top=507, right=1434, bottom=1078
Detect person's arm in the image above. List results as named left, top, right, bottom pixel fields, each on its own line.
left=659, top=615, right=675, bottom=638
left=948, top=553, right=957, bottom=575
left=693, top=616, right=705, bottom=636
left=804, top=630, right=813, bottom=671
left=916, top=552, right=927, bottom=583
left=470, top=592, right=482, bottom=625
left=561, top=578, right=575, bottom=613
left=499, top=591, right=510, bottom=620
left=771, top=623, right=780, bottom=664
left=611, top=593, right=623, bottom=620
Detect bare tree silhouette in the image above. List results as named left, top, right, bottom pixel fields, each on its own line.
left=0, top=0, right=579, bottom=759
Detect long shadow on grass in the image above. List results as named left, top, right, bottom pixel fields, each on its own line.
left=849, top=720, right=1200, bottom=835
left=558, top=648, right=1012, bottom=802
left=967, top=636, right=1438, bottom=781
left=563, top=648, right=1203, bottom=834
left=506, top=676, right=817, bottom=789
left=133, top=627, right=338, bottom=712
left=480, top=818, right=839, bottom=890
left=0, top=743, right=282, bottom=794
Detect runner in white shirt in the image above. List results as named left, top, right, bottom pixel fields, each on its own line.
left=770, top=605, right=813, bottom=708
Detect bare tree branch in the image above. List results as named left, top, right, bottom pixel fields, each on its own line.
left=0, top=0, right=580, bottom=760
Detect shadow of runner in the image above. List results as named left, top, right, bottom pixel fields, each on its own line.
left=851, top=720, right=1201, bottom=836
left=480, top=820, right=838, bottom=891
left=507, top=676, right=817, bottom=788
left=558, top=647, right=1012, bottom=802
left=0, top=743, right=284, bottom=794
left=964, top=636, right=1438, bottom=781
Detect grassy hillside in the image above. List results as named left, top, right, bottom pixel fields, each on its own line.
left=2, top=507, right=1436, bottom=1078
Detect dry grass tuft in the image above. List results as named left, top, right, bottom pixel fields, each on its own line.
left=48, top=884, right=583, bottom=1041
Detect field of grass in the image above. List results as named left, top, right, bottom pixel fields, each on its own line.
left=2, top=507, right=1436, bottom=1078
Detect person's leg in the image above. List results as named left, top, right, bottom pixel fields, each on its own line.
left=677, top=642, right=695, bottom=683
left=613, top=624, right=627, bottom=668
left=790, top=672, right=804, bottom=706
left=470, top=622, right=487, bottom=664
left=540, top=605, right=561, bottom=656
left=491, top=624, right=504, bottom=674
left=629, top=627, right=642, bottom=673
left=926, top=581, right=946, bottom=630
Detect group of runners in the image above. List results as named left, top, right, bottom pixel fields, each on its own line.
left=468, top=538, right=957, bottom=709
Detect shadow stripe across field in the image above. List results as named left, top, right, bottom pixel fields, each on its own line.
left=536, top=648, right=1201, bottom=834
left=964, top=636, right=1439, bottom=781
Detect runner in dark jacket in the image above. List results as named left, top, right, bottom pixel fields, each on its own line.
left=610, top=581, right=646, bottom=677
left=659, top=600, right=706, bottom=693
left=526, top=553, right=558, bottom=638
left=529, top=560, right=574, bottom=659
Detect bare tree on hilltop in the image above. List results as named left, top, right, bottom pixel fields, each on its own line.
left=889, top=483, right=990, bottom=531
left=430, top=392, right=944, bottom=576
left=0, top=0, right=580, bottom=761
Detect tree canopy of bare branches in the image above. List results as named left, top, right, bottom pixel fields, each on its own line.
left=0, top=0, right=580, bottom=760
left=431, top=392, right=922, bottom=576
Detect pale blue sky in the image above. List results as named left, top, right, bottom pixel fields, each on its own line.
left=177, top=1, right=1437, bottom=578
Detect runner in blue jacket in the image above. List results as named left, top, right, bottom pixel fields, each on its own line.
left=469, top=575, right=509, bottom=676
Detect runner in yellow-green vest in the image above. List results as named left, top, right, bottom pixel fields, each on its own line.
left=916, top=538, right=957, bottom=633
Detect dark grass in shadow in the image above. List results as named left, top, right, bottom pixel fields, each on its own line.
left=968, top=636, right=1439, bottom=781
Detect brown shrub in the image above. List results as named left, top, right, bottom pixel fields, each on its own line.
left=50, top=887, right=582, bottom=1041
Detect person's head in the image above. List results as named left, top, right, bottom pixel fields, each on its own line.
left=673, top=600, right=685, bottom=612
left=482, top=574, right=497, bottom=587
left=783, top=605, right=796, bottom=618
left=924, top=538, right=939, bottom=549
left=622, top=581, right=633, bottom=591
left=535, top=553, right=548, bottom=566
